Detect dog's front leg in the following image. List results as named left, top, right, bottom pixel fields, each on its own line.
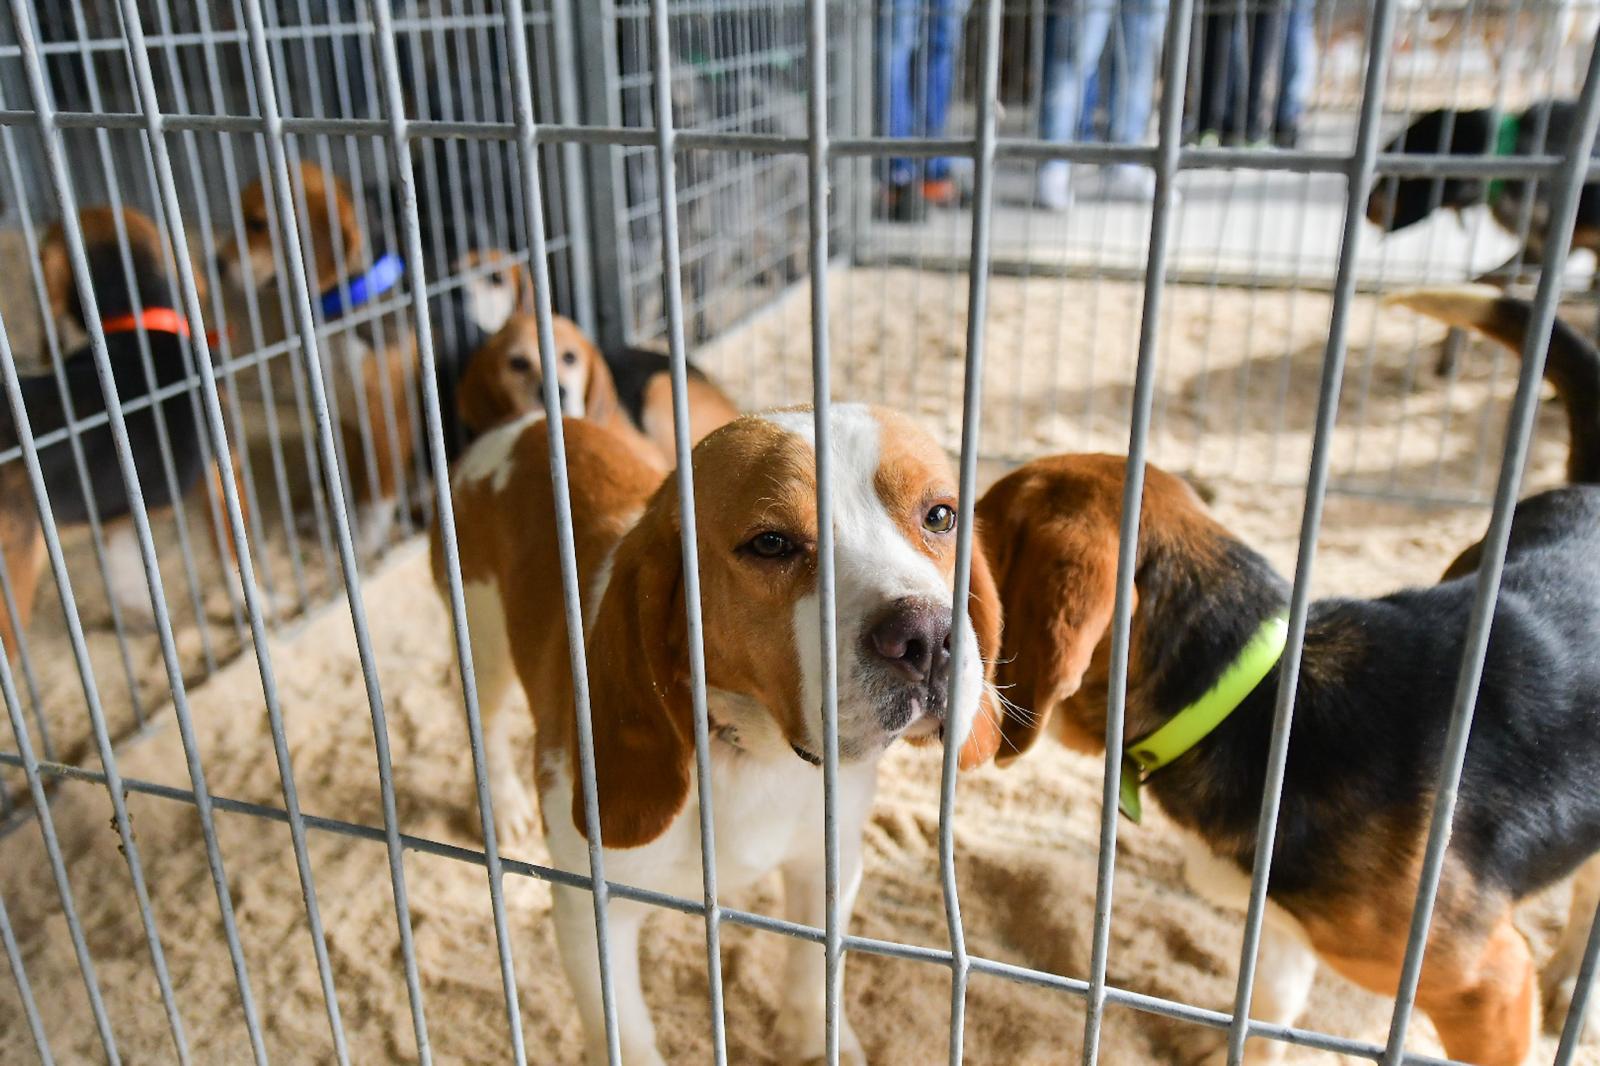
left=776, top=838, right=866, bottom=1066
left=552, top=886, right=665, bottom=1066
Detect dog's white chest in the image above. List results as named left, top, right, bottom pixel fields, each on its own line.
left=542, top=741, right=873, bottom=898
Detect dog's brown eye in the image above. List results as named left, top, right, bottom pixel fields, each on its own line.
left=507, top=353, right=533, bottom=373
left=488, top=270, right=505, bottom=287
left=561, top=350, right=578, bottom=366
left=745, top=531, right=796, bottom=559
left=924, top=504, right=956, bottom=534
left=246, top=217, right=268, bottom=234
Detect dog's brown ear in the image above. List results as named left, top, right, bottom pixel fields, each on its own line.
left=578, top=493, right=691, bottom=847
left=295, top=162, right=361, bottom=289
left=978, top=473, right=1122, bottom=765
left=957, top=530, right=1005, bottom=770
left=40, top=220, right=72, bottom=323
left=509, top=260, right=535, bottom=315
left=583, top=352, right=621, bottom=427
left=457, top=326, right=520, bottom=437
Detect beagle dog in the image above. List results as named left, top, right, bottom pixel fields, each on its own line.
left=2, top=205, right=243, bottom=658
left=454, top=312, right=739, bottom=470
left=433, top=403, right=1003, bottom=1064
left=1366, top=99, right=1600, bottom=375
left=975, top=287, right=1600, bottom=1065
left=216, top=163, right=518, bottom=550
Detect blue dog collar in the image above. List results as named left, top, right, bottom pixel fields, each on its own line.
left=318, top=252, right=405, bottom=318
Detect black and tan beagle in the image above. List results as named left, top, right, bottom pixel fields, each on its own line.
left=974, top=285, right=1600, bottom=1064
left=3, top=205, right=243, bottom=659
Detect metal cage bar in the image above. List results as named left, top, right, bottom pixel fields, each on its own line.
left=802, top=0, right=843, bottom=1061
left=643, top=0, right=730, bottom=1060
left=231, top=0, right=435, bottom=1056
left=1080, top=0, right=1196, bottom=1056
left=503, top=0, right=625, bottom=1062
left=363, top=0, right=527, bottom=1059
left=937, top=0, right=1005, bottom=1061
left=1223, top=0, right=1401, bottom=1059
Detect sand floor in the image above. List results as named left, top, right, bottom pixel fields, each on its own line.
left=0, top=267, right=1594, bottom=1063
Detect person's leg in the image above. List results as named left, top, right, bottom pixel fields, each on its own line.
left=1099, top=0, right=1169, bottom=200
left=922, top=0, right=971, bottom=185
left=1038, top=0, right=1116, bottom=207
left=1081, top=66, right=1102, bottom=141
left=1107, top=0, right=1166, bottom=146
left=1274, top=0, right=1314, bottom=146
left=1244, top=5, right=1284, bottom=144
left=885, top=0, right=921, bottom=189
left=1195, top=9, right=1233, bottom=141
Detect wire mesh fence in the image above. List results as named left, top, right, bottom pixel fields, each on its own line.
left=0, top=0, right=1596, bottom=1063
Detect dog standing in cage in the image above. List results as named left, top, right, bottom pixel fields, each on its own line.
left=971, top=286, right=1600, bottom=1064
left=216, top=160, right=521, bottom=557
left=433, top=403, right=1003, bottom=1064
left=2, top=205, right=243, bottom=662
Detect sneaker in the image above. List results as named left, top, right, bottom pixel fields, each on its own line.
left=1036, top=162, right=1073, bottom=212
left=1099, top=164, right=1156, bottom=202
left=1198, top=130, right=1222, bottom=148
left=875, top=183, right=926, bottom=223
left=921, top=177, right=960, bottom=209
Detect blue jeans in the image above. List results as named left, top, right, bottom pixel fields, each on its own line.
left=1040, top=0, right=1168, bottom=151
left=1276, top=0, right=1314, bottom=132
left=883, top=0, right=972, bottom=186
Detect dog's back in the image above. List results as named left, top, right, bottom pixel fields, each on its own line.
left=11, top=221, right=207, bottom=525
left=1391, top=283, right=1600, bottom=896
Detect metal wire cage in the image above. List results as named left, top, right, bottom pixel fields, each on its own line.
left=0, top=0, right=1597, bottom=1063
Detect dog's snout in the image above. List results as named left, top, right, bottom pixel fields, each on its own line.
left=556, top=384, right=569, bottom=412
left=867, top=599, right=951, bottom=684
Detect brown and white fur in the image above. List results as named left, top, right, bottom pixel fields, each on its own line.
left=217, top=161, right=422, bottom=557
left=453, top=313, right=650, bottom=460
left=432, top=403, right=1003, bottom=1064
left=455, top=312, right=739, bottom=471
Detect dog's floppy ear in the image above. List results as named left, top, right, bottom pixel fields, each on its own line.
left=40, top=219, right=72, bottom=323
left=978, top=475, right=1122, bottom=766
left=577, top=494, right=691, bottom=847
left=957, top=529, right=1004, bottom=770
left=583, top=347, right=621, bottom=427
left=456, top=326, right=520, bottom=437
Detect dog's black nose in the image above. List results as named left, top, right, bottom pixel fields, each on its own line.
left=867, top=599, right=951, bottom=683
left=555, top=384, right=569, bottom=412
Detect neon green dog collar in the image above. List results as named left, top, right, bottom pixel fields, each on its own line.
left=1486, top=113, right=1520, bottom=206
left=1118, top=613, right=1289, bottom=823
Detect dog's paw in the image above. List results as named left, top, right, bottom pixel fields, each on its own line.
left=584, top=1038, right=665, bottom=1066
left=778, top=1010, right=865, bottom=1066
left=1185, top=1034, right=1286, bottom=1066
left=1542, top=972, right=1584, bottom=1035
left=492, top=782, right=539, bottom=847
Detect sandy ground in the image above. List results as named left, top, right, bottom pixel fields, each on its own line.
left=0, top=266, right=1594, bottom=1063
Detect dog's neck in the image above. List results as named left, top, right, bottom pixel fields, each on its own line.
left=1125, top=530, right=1294, bottom=848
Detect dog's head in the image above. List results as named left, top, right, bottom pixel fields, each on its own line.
left=452, top=248, right=533, bottom=342
left=1366, top=108, right=1496, bottom=232
left=583, top=404, right=1003, bottom=845
left=973, top=453, right=1256, bottom=764
left=456, top=313, right=616, bottom=439
left=41, top=205, right=203, bottom=335
left=218, top=161, right=361, bottom=294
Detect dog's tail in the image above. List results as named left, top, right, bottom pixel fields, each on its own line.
left=1388, top=283, right=1600, bottom=484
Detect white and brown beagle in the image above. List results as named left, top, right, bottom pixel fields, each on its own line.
left=432, top=402, right=1003, bottom=1065
left=454, top=312, right=740, bottom=472
left=220, top=163, right=533, bottom=548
